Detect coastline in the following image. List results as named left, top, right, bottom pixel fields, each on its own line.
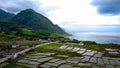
left=69, top=32, right=120, bottom=44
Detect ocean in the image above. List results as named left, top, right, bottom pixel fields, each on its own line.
left=70, top=32, right=120, bottom=44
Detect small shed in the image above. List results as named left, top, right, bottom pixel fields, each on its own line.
left=12, top=44, right=19, bottom=49
left=78, top=42, right=84, bottom=45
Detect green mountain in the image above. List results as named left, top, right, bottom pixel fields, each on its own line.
left=0, top=9, right=15, bottom=20
left=0, top=9, right=67, bottom=40
left=0, top=9, right=18, bottom=32
left=12, top=9, right=66, bottom=34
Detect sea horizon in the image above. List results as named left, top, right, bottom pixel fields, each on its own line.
left=70, top=31, right=120, bottom=44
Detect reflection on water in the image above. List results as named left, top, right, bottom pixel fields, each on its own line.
left=70, top=32, right=120, bottom=44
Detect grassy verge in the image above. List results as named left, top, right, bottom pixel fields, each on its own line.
left=3, top=63, right=27, bottom=68
left=34, top=42, right=82, bottom=57
left=78, top=44, right=120, bottom=52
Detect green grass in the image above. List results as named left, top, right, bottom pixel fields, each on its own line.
left=76, top=44, right=120, bottom=52
left=34, top=42, right=82, bottom=57
left=35, top=42, right=62, bottom=50
left=3, top=63, right=27, bottom=68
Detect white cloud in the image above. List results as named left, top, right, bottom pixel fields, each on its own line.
left=36, top=0, right=120, bottom=32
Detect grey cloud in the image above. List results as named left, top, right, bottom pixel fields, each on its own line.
left=91, top=0, right=120, bottom=15
left=0, top=0, right=45, bottom=15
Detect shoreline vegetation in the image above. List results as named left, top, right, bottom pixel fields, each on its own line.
left=1, top=36, right=120, bottom=51
left=65, top=39, right=120, bottom=50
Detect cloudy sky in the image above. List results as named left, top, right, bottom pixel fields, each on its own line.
left=0, top=0, right=120, bottom=33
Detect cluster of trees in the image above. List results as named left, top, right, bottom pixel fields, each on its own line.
left=0, top=29, right=66, bottom=41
